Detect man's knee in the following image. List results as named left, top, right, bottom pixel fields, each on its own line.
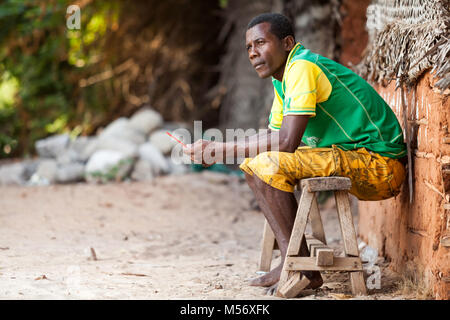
left=244, top=171, right=263, bottom=188
left=244, top=169, right=268, bottom=191
left=251, top=151, right=283, bottom=177
left=244, top=172, right=254, bottom=186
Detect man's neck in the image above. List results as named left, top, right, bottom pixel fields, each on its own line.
left=273, top=43, right=300, bottom=81
left=272, top=63, right=286, bottom=82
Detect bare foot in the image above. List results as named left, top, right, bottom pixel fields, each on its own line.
left=249, top=264, right=323, bottom=291
left=265, top=283, right=278, bottom=296
left=265, top=273, right=323, bottom=297
left=249, top=264, right=282, bottom=287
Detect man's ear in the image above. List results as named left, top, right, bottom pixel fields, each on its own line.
left=282, top=35, right=296, bottom=52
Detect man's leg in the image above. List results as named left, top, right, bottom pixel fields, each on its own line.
left=245, top=172, right=322, bottom=288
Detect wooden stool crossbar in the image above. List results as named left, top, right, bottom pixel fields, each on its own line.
left=257, top=176, right=367, bottom=298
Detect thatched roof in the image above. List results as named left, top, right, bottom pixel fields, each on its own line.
left=355, top=0, right=450, bottom=91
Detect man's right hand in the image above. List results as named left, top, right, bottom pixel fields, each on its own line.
left=183, top=139, right=217, bottom=167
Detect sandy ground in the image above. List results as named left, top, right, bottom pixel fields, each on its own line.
left=0, top=172, right=411, bottom=300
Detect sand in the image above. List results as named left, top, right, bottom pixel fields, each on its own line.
left=0, top=172, right=408, bottom=300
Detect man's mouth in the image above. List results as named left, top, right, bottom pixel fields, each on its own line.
left=254, top=62, right=265, bottom=70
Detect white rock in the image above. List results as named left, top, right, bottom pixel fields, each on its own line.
left=99, top=117, right=128, bottom=136
left=149, top=129, right=178, bottom=155
left=35, top=159, right=58, bottom=183
left=69, top=136, right=92, bottom=154
left=99, top=117, right=146, bottom=145
left=82, top=137, right=138, bottom=160
left=0, top=162, right=27, bottom=185
left=166, top=156, right=189, bottom=175
left=129, top=108, right=163, bottom=135
left=85, top=150, right=134, bottom=183
left=124, top=128, right=146, bottom=145
left=35, top=134, right=70, bottom=158
left=62, top=136, right=93, bottom=163
left=56, top=163, right=85, bottom=183
left=138, top=143, right=169, bottom=175
left=130, top=159, right=155, bottom=181
left=22, top=159, right=41, bottom=180
left=27, top=173, right=50, bottom=186
left=79, top=138, right=100, bottom=162
left=56, top=149, right=81, bottom=165
left=99, top=137, right=139, bottom=158
left=49, top=136, right=95, bottom=164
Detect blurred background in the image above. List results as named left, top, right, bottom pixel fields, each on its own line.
left=1, top=0, right=448, bottom=300
left=0, top=0, right=368, bottom=160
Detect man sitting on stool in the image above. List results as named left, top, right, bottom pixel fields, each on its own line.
left=184, top=13, right=407, bottom=293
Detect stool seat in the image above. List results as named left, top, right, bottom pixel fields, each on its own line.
left=300, top=176, right=352, bottom=192
left=257, top=176, right=367, bottom=298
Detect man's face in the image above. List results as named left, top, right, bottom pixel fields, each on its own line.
left=245, top=22, right=289, bottom=79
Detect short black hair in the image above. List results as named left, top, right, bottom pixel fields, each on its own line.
left=247, top=13, right=295, bottom=41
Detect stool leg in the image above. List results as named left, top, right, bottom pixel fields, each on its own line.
left=258, top=219, right=276, bottom=272
left=334, top=190, right=367, bottom=295
left=277, top=188, right=315, bottom=295
left=309, top=196, right=327, bottom=244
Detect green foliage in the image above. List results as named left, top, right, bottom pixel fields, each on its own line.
left=0, top=0, right=120, bottom=158
left=219, top=0, right=228, bottom=8
left=0, top=0, right=224, bottom=159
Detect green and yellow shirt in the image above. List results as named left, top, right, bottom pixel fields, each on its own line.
left=268, top=43, right=406, bottom=159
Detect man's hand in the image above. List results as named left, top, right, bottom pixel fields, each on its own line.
left=183, top=139, right=217, bottom=167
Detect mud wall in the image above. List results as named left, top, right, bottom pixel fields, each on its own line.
left=358, top=74, right=450, bottom=300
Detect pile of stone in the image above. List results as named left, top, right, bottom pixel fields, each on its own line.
left=0, top=107, right=190, bottom=186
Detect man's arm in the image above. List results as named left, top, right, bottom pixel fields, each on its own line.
left=226, top=115, right=309, bottom=157
left=183, top=128, right=272, bottom=165
left=184, top=115, right=309, bottom=165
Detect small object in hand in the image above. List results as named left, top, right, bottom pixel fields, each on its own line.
left=165, top=131, right=187, bottom=148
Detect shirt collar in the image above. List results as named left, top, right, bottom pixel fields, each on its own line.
left=272, top=42, right=303, bottom=85
left=281, top=42, right=302, bottom=84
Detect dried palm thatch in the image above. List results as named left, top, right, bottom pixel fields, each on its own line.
left=355, top=0, right=450, bottom=91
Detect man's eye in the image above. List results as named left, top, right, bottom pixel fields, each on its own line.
left=257, top=40, right=265, bottom=45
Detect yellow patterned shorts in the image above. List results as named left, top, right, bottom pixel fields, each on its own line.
left=239, top=145, right=406, bottom=201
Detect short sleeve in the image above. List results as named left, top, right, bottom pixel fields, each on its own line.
left=268, top=87, right=283, bottom=131
left=283, top=60, right=327, bottom=117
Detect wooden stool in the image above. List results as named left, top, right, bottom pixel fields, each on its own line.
left=257, top=177, right=367, bottom=298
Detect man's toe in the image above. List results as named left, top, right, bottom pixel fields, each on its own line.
left=265, top=284, right=278, bottom=295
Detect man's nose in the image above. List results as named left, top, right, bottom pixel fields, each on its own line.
left=248, top=46, right=259, bottom=60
